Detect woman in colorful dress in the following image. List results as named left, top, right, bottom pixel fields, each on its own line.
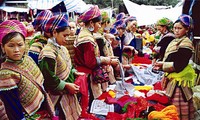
left=153, top=17, right=175, bottom=61
left=153, top=14, right=196, bottom=120
left=38, top=14, right=83, bottom=120
left=0, top=20, right=56, bottom=120
left=28, top=10, right=53, bottom=65
left=74, top=5, right=114, bottom=119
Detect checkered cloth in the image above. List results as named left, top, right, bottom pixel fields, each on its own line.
left=0, top=20, right=27, bottom=44
left=43, top=14, right=69, bottom=33
left=78, top=5, right=101, bottom=23
left=32, top=10, right=53, bottom=31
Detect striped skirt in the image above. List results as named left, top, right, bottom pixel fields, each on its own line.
left=172, top=87, right=195, bottom=120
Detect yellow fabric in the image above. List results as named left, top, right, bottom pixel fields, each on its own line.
left=148, top=105, right=179, bottom=120
left=166, top=64, right=197, bottom=88
left=134, top=85, right=153, bottom=91
left=108, top=90, right=116, bottom=98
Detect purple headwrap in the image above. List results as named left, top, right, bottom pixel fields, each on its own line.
left=125, top=16, right=137, bottom=24
left=113, top=20, right=126, bottom=29
left=116, top=12, right=126, bottom=21
left=176, top=14, right=193, bottom=29
left=32, top=10, right=53, bottom=31
left=110, top=27, right=118, bottom=35
left=0, top=20, right=27, bottom=44
left=43, top=14, right=69, bottom=33
left=78, top=5, right=101, bottom=23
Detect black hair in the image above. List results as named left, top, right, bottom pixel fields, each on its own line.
left=2, top=32, right=25, bottom=46
left=0, top=32, right=25, bottom=64
left=84, top=16, right=102, bottom=26
left=174, top=19, right=192, bottom=38
left=50, top=26, right=70, bottom=36
left=101, top=19, right=110, bottom=25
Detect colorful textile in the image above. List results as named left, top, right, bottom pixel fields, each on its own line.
left=43, top=14, right=69, bottom=33
left=0, top=98, right=9, bottom=119
left=78, top=5, right=101, bottom=22
left=113, top=20, right=126, bottom=29
left=116, top=12, right=125, bottom=21
left=32, top=10, right=53, bottom=31
left=101, top=11, right=110, bottom=23
left=38, top=40, right=81, bottom=119
left=166, top=64, right=197, bottom=88
left=176, top=14, right=193, bottom=29
left=0, top=20, right=27, bottom=44
left=156, top=17, right=173, bottom=30
left=110, top=27, right=118, bottom=35
left=163, top=36, right=194, bottom=72
left=0, top=55, right=44, bottom=116
left=0, top=89, right=24, bottom=120
left=74, top=28, right=102, bottom=98
left=171, top=88, right=195, bottom=119
left=125, top=16, right=137, bottom=24
left=148, top=105, right=179, bottom=120
left=28, top=35, right=48, bottom=64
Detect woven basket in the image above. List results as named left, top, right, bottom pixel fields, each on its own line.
left=64, top=36, right=76, bottom=66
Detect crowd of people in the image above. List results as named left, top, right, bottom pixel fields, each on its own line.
left=0, top=4, right=198, bottom=120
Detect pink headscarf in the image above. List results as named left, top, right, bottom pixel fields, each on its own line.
left=78, top=5, right=101, bottom=23
left=0, top=20, right=27, bottom=44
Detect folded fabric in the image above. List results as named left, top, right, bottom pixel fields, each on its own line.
left=148, top=105, right=179, bottom=120
left=146, top=93, right=169, bottom=105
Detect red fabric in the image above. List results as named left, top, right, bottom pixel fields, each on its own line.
left=132, top=55, right=152, bottom=64
left=135, top=97, right=149, bottom=117
left=146, top=93, right=169, bottom=104
left=117, top=95, right=137, bottom=107
left=106, top=112, right=127, bottom=120
left=97, top=92, right=111, bottom=100
left=126, top=103, right=137, bottom=118
left=150, top=103, right=166, bottom=111
left=105, top=96, right=118, bottom=104
left=153, top=81, right=162, bottom=90
left=74, top=42, right=98, bottom=74
left=74, top=74, right=88, bottom=96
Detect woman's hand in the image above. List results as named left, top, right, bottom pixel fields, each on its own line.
left=111, top=58, right=119, bottom=67
left=101, top=56, right=111, bottom=65
left=65, top=83, right=80, bottom=94
left=153, top=61, right=163, bottom=70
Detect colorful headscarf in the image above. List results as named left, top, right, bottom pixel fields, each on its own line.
left=110, top=27, right=118, bottom=35
left=43, top=14, right=69, bottom=33
left=176, top=14, right=193, bottom=29
left=32, top=10, right=53, bottom=31
left=113, top=20, right=126, bottom=29
left=125, top=16, right=137, bottom=24
left=0, top=20, right=27, bottom=44
left=156, top=17, right=173, bottom=30
left=78, top=5, right=101, bottom=23
left=116, top=12, right=125, bottom=21
left=101, top=11, right=110, bottom=23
